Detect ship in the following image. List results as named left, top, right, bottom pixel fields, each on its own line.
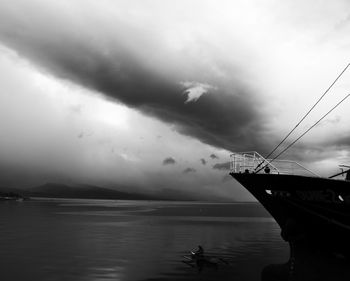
left=230, top=151, right=350, bottom=258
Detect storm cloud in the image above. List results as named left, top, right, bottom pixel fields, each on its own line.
left=0, top=0, right=268, bottom=154
left=163, top=157, right=176, bottom=165
left=1, top=0, right=350, bottom=192
left=213, top=162, right=231, bottom=171
left=210, top=154, right=219, bottom=159
left=183, top=167, right=196, bottom=174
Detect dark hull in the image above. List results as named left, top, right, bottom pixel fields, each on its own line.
left=230, top=173, right=350, bottom=257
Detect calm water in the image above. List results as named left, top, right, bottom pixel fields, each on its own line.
left=0, top=199, right=289, bottom=281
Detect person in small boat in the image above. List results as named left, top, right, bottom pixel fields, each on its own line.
left=194, top=245, right=204, bottom=257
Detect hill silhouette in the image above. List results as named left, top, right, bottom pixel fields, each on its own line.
left=0, top=183, right=229, bottom=201
left=23, top=183, right=166, bottom=200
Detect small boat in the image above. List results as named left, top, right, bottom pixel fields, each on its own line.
left=182, top=251, right=229, bottom=269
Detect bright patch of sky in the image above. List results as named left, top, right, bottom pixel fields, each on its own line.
left=181, top=81, right=216, bottom=103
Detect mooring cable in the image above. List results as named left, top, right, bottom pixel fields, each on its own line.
left=254, top=63, right=350, bottom=172
left=255, top=92, right=350, bottom=174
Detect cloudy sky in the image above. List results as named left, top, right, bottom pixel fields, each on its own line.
left=0, top=0, right=350, bottom=200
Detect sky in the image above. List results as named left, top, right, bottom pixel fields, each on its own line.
left=0, top=0, right=350, bottom=201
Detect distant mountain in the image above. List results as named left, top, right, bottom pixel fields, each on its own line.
left=0, top=183, right=230, bottom=202
left=23, top=183, right=166, bottom=200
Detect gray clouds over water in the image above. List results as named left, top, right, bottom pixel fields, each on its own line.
left=2, top=0, right=350, bottom=187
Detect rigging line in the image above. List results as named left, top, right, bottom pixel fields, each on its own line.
left=256, top=92, right=350, bottom=174
left=329, top=168, right=350, bottom=179
left=255, top=63, right=350, bottom=172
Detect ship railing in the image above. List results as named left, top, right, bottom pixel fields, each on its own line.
left=230, top=151, right=319, bottom=177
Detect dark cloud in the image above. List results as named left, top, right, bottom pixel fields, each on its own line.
left=200, top=158, right=207, bottom=165
left=183, top=167, right=196, bottom=174
left=163, top=157, right=176, bottom=165
left=0, top=3, right=269, bottom=154
left=210, top=154, right=219, bottom=159
left=324, top=134, right=350, bottom=149
left=213, top=161, right=231, bottom=171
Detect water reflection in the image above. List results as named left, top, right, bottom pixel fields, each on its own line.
left=262, top=245, right=350, bottom=281
left=0, top=199, right=290, bottom=281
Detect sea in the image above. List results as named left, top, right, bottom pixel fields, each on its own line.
left=0, top=199, right=289, bottom=281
